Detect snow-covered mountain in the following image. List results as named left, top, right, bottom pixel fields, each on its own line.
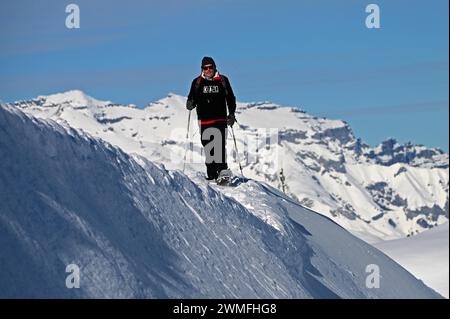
left=0, top=103, right=442, bottom=298
left=11, top=90, right=449, bottom=242
left=375, top=222, right=449, bottom=298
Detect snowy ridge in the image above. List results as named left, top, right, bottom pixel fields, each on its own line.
left=10, top=91, right=449, bottom=241
left=36, top=89, right=112, bottom=107
left=0, top=104, right=442, bottom=298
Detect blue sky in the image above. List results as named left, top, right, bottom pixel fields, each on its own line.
left=0, top=0, right=448, bottom=151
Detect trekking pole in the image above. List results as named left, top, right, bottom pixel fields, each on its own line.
left=182, top=110, right=191, bottom=172
left=230, top=125, right=244, bottom=177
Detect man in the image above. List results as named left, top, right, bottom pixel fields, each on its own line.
left=186, top=56, right=236, bottom=182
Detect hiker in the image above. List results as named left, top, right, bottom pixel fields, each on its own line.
left=186, top=56, right=236, bottom=181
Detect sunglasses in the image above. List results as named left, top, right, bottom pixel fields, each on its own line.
left=202, top=65, right=215, bottom=71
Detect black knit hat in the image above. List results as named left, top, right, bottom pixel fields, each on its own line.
left=201, top=56, right=216, bottom=68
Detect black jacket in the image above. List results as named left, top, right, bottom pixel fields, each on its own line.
left=187, top=74, right=236, bottom=121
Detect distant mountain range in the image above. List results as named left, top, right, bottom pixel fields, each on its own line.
left=11, top=90, right=449, bottom=242
left=0, top=103, right=442, bottom=298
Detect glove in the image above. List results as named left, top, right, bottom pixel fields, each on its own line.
left=186, top=99, right=196, bottom=110
left=227, top=114, right=236, bottom=127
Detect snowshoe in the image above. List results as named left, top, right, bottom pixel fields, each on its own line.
left=216, top=169, right=233, bottom=186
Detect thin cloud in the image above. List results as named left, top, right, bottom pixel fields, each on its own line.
left=0, top=32, right=126, bottom=57
left=327, top=100, right=449, bottom=118
left=262, top=61, right=449, bottom=88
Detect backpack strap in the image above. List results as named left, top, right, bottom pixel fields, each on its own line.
left=220, top=76, right=229, bottom=97
left=194, top=75, right=202, bottom=92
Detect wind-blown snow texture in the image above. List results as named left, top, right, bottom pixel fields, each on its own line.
left=12, top=90, right=449, bottom=242
left=0, top=104, right=442, bottom=298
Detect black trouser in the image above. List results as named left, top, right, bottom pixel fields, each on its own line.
left=200, top=121, right=228, bottom=179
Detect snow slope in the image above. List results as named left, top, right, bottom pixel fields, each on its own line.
left=0, top=104, right=442, bottom=298
left=12, top=90, right=449, bottom=242
left=375, top=222, right=449, bottom=298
